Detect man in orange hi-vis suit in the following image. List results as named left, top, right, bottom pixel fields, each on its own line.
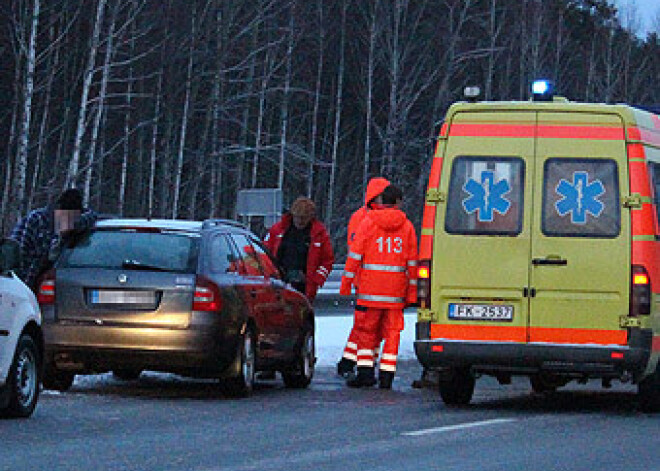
left=337, top=177, right=390, bottom=378
left=339, top=185, right=418, bottom=389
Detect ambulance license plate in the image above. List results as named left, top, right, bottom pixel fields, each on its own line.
left=448, top=303, right=513, bottom=321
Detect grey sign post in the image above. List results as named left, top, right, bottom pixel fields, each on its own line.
left=236, top=189, right=283, bottom=229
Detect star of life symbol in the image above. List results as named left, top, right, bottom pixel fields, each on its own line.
left=462, top=170, right=512, bottom=222
left=554, top=171, right=605, bottom=224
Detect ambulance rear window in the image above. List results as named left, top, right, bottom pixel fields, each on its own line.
left=542, top=158, right=620, bottom=238
left=445, top=157, right=524, bottom=236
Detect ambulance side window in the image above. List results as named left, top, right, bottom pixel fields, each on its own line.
left=541, top=158, right=620, bottom=238
left=445, top=156, right=525, bottom=236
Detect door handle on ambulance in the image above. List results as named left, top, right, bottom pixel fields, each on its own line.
left=532, top=256, right=567, bottom=266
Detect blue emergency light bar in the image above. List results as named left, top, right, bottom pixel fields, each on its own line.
left=532, top=80, right=554, bottom=101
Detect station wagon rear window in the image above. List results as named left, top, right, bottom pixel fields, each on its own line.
left=445, top=157, right=525, bottom=236
left=58, top=230, right=200, bottom=273
left=542, top=158, right=620, bottom=238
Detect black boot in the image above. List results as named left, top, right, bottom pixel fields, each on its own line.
left=337, top=358, right=356, bottom=378
left=379, top=371, right=394, bottom=389
left=347, top=367, right=377, bottom=388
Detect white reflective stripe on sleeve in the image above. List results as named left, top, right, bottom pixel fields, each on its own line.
left=343, top=353, right=357, bottom=361
left=357, top=349, right=374, bottom=357
left=343, top=271, right=355, bottom=279
left=362, top=263, right=406, bottom=272
left=358, top=294, right=405, bottom=303
left=357, top=359, right=374, bottom=367
left=347, top=342, right=358, bottom=350
left=348, top=251, right=363, bottom=260
left=379, top=363, right=396, bottom=372
left=382, top=353, right=397, bottom=361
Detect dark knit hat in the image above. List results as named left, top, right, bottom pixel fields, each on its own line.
left=56, top=188, right=83, bottom=210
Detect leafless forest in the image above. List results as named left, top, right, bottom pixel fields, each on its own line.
left=2, top=0, right=659, bottom=255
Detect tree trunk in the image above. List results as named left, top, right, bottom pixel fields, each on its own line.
left=362, top=0, right=376, bottom=192
left=12, top=0, right=41, bottom=226
left=67, top=0, right=107, bottom=186
left=172, top=9, right=197, bottom=219
left=277, top=7, right=294, bottom=190
left=307, top=0, right=324, bottom=198
left=83, top=3, right=118, bottom=206
left=326, top=1, right=347, bottom=227
left=148, top=71, right=163, bottom=219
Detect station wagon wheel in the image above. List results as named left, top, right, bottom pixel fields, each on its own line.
left=2, top=335, right=41, bottom=418
left=221, top=327, right=255, bottom=398
left=438, top=367, right=475, bottom=406
left=282, top=325, right=315, bottom=389
left=42, top=366, right=75, bottom=392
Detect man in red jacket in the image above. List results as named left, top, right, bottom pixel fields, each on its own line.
left=264, top=197, right=334, bottom=302
left=340, top=185, right=418, bottom=389
left=337, top=177, right=390, bottom=378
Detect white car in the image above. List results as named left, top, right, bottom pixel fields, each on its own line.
left=0, top=238, right=43, bottom=418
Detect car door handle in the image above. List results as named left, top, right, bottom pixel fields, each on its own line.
left=532, top=257, right=567, bottom=266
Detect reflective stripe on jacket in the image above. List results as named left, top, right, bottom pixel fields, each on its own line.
left=340, top=207, right=417, bottom=308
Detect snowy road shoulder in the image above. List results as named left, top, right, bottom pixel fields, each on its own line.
left=315, top=312, right=417, bottom=367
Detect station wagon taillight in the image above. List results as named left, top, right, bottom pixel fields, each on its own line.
left=37, top=272, right=56, bottom=305
left=630, top=265, right=651, bottom=316
left=417, top=259, right=431, bottom=309
left=193, top=275, right=222, bottom=312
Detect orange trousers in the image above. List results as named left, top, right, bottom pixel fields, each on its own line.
left=353, top=306, right=404, bottom=372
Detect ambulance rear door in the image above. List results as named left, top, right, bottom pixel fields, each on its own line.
left=432, top=110, right=536, bottom=343
left=528, top=111, right=630, bottom=346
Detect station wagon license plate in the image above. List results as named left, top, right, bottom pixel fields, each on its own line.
left=448, top=303, right=513, bottom=321
left=90, top=290, right=156, bottom=305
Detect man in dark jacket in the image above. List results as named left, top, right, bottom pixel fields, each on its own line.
left=264, top=197, right=334, bottom=302
left=10, top=188, right=98, bottom=290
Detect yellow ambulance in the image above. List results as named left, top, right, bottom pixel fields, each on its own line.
left=415, top=82, right=660, bottom=410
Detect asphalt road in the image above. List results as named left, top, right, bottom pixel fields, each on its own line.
left=1, top=360, right=659, bottom=471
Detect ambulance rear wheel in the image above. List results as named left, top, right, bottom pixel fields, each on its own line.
left=439, top=368, right=475, bottom=406
left=638, top=366, right=660, bottom=413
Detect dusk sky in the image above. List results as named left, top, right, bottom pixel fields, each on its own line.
left=615, top=0, right=660, bottom=36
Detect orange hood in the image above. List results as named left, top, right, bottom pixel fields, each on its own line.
left=364, top=177, right=390, bottom=205
left=368, top=207, right=407, bottom=231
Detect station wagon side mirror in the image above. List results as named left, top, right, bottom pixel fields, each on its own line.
left=0, top=238, right=21, bottom=275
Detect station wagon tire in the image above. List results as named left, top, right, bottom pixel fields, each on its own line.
left=282, top=326, right=315, bottom=389
left=638, top=366, right=660, bottom=413
left=529, top=374, right=567, bottom=394
left=112, top=369, right=142, bottom=381
left=1, top=335, right=41, bottom=418
left=42, top=366, right=75, bottom=392
left=220, top=328, right=255, bottom=398
left=439, top=368, right=475, bottom=406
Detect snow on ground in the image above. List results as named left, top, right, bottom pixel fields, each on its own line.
left=316, top=312, right=417, bottom=367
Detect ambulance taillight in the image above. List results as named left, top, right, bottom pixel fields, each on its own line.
left=630, top=265, right=651, bottom=316
left=417, top=260, right=431, bottom=308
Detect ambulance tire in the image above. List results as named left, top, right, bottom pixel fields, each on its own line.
left=439, top=368, right=475, bottom=406
left=638, top=366, right=660, bottom=413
